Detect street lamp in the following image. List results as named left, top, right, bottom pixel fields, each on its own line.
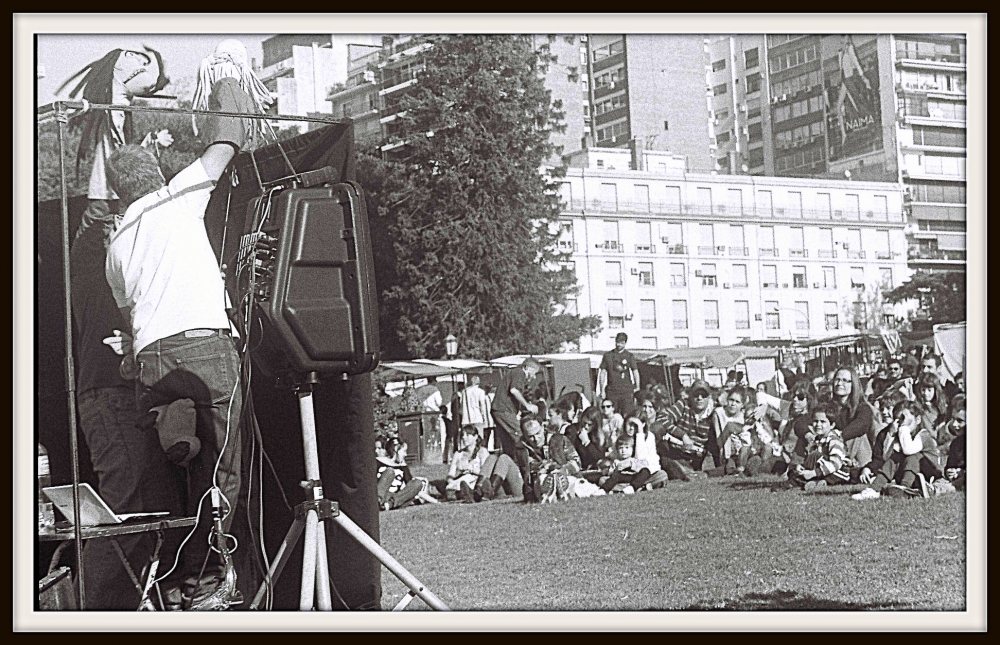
left=444, top=333, right=458, bottom=359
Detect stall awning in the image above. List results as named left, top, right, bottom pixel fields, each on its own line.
left=634, top=345, right=778, bottom=369
left=377, top=361, right=459, bottom=379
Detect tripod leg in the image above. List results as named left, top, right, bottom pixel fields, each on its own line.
left=331, top=512, right=450, bottom=611
left=300, top=509, right=318, bottom=611
left=314, top=521, right=333, bottom=611
left=249, top=518, right=304, bottom=610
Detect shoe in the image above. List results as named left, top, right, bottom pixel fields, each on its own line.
left=663, top=460, right=691, bottom=482
left=490, top=475, right=505, bottom=500
left=882, top=483, right=910, bottom=499
left=459, top=481, right=476, bottom=504
left=539, top=473, right=556, bottom=503
left=479, top=478, right=494, bottom=501
left=555, top=472, right=570, bottom=499
left=804, top=480, right=827, bottom=492
left=851, top=487, right=881, bottom=501
left=622, top=485, right=635, bottom=495
left=644, top=483, right=654, bottom=492
left=917, top=473, right=932, bottom=499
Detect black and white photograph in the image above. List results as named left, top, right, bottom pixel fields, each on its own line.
left=14, top=14, right=985, bottom=631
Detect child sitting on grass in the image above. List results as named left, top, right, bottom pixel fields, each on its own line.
left=600, top=433, right=653, bottom=494
left=786, top=400, right=854, bottom=491
left=852, top=400, right=942, bottom=500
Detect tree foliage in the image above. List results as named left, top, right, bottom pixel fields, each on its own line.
left=358, top=35, right=600, bottom=360
left=884, top=271, right=966, bottom=324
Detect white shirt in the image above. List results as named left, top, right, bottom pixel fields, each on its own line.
left=459, top=385, right=491, bottom=426
left=105, top=160, right=230, bottom=355
left=634, top=429, right=662, bottom=473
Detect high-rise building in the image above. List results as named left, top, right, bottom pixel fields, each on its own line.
left=586, top=35, right=715, bottom=172
left=706, top=34, right=967, bottom=273
left=555, top=147, right=909, bottom=351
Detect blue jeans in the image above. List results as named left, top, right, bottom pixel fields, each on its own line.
left=77, top=385, right=181, bottom=609
left=136, top=330, right=242, bottom=584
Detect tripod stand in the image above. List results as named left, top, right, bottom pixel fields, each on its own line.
left=250, top=372, right=448, bottom=611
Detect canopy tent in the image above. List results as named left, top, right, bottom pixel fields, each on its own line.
left=491, top=353, right=609, bottom=370
left=377, top=361, right=461, bottom=380
left=636, top=345, right=778, bottom=369
left=933, top=322, right=966, bottom=383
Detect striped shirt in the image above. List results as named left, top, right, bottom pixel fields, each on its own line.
left=660, top=399, right=715, bottom=452
left=807, top=429, right=848, bottom=477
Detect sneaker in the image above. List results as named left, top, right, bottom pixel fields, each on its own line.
left=644, top=483, right=654, bottom=492
left=621, top=485, right=635, bottom=495
left=851, top=487, right=881, bottom=501
left=540, top=473, right=556, bottom=498
left=916, top=473, right=932, bottom=499
left=882, top=483, right=911, bottom=499
left=803, top=479, right=828, bottom=492
left=555, top=472, right=570, bottom=498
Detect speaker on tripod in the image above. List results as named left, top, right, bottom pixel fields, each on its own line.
left=237, top=171, right=447, bottom=611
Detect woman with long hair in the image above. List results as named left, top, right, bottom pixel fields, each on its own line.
left=915, top=373, right=949, bottom=432
left=572, top=405, right=611, bottom=470
left=830, top=365, right=877, bottom=471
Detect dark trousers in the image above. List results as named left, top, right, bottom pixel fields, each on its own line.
left=136, top=331, right=242, bottom=589
left=490, top=409, right=522, bottom=459
left=872, top=452, right=923, bottom=490
left=601, top=468, right=653, bottom=492
left=604, top=390, right=636, bottom=417
left=77, top=386, right=182, bottom=609
left=657, top=441, right=709, bottom=472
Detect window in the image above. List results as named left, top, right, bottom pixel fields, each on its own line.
left=699, top=222, right=715, bottom=253
left=608, top=299, right=625, bottom=329
left=822, top=266, right=837, bottom=289
left=850, top=266, right=865, bottom=289
left=605, top=261, right=623, bottom=286
left=674, top=337, right=689, bottom=348
left=603, top=220, right=620, bottom=249
left=727, top=190, right=744, bottom=216
left=704, top=300, right=720, bottom=330
left=789, top=227, right=805, bottom=255
left=756, top=191, right=773, bottom=216
left=638, top=262, right=654, bottom=286
left=744, top=47, right=759, bottom=68
left=701, top=263, right=717, bottom=287
left=712, top=58, right=727, bottom=72
left=640, top=299, right=657, bottom=330
left=823, top=302, right=839, bottom=331
left=672, top=300, right=688, bottom=330
left=747, top=123, right=763, bottom=142
left=706, top=337, right=721, bottom=346
left=765, top=301, right=780, bottom=330
left=732, top=264, right=748, bottom=288
left=713, top=84, right=728, bottom=96
left=846, top=228, right=863, bottom=257
left=794, top=301, right=810, bottom=331
left=558, top=221, right=574, bottom=251
left=816, top=192, right=832, bottom=218
left=746, top=72, right=762, bottom=94
left=635, top=220, right=652, bottom=251
left=697, top=189, right=714, bottom=216
left=592, top=40, right=624, bottom=62
left=716, top=131, right=731, bottom=143
left=599, top=183, right=618, bottom=212
left=788, top=192, right=803, bottom=218
left=792, top=265, right=807, bottom=289
left=670, top=263, right=686, bottom=287
left=845, top=194, right=860, bottom=218
left=734, top=301, right=751, bottom=329
left=634, top=186, right=651, bottom=214
left=762, top=264, right=778, bottom=289
left=663, top=221, right=684, bottom=253
left=880, top=267, right=893, bottom=289
left=911, top=183, right=966, bottom=204
left=642, top=336, right=658, bottom=349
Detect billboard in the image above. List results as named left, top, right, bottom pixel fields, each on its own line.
left=823, top=35, right=883, bottom=163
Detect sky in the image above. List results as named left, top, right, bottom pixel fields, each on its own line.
left=36, top=34, right=270, bottom=106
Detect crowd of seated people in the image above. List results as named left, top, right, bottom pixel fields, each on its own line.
left=375, top=352, right=966, bottom=509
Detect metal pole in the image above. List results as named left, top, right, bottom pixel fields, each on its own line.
left=55, top=102, right=85, bottom=610
left=297, top=388, right=320, bottom=611
left=39, top=101, right=345, bottom=126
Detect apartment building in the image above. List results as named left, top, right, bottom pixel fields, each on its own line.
left=556, top=148, right=909, bottom=351
left=706, top=33, right=967, bottom=272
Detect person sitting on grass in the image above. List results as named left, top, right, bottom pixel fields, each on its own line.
left=785, top=400, right=854, bottom=491
left=376, top=436, right=437, bottom=510
left=599, top=398, right=624, bottom=446
left=851, top=400, right=942, bottom=500
left=631, top=406, right=668, bottom=488
left=570, top=406, right=611, bottom=472
left=436, top=425, right=491, bottom=503
left=936, top=395, right=966, bottom=457
left=915, top=373, right=949, bottom=434
left=475, top=449, right=524, bottom=502
left=710, top=387, right=751, bottom=476
left=599, top=430, right=662, bottom=494
left=942, top=402, right=966, bottom=492
left=515, top=418, right=550, bottom=503
left=657, top=379, right=716, bottom=479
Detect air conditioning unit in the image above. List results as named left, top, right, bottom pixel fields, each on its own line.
left=716, top=245, right=726, bottom=253
left=741, top=127, right=749, bottom=136
left=630, top=268, right=639, bottom=275
left=739, top=103, right=747, bottom=112
left=755, top=314, right=763, bottom=321
left=782, top=283, right=789, bottom=288
left=781, top=94, right=787, bottom=101
left=813, top=282, right=821, bottom=289
left=609, top=81, right=616, bottom=89
left=694, top=270, right=704, bottom=277
left=723, top=283, right=731, bottom=289
left=661, top=237, right=671, bottom=244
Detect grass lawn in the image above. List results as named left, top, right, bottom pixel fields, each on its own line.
left=378, top=468, right=966, bottom=611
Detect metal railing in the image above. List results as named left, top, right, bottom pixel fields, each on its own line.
left=561, top=199, right=904, bottom=223
left=908, top=248, right=966, bottom=261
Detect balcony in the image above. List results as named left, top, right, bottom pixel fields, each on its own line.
left=874, top=251, right=892, bottom=260
left=597, top=241, right=623, bottom=253
left=697, top=246, right=720, bottom=256
left=908, top=248, right=966, bottom=262
left=895, top=49, right=965, bottom=65
left=634, top=244, right=656, bottom=254
left=557, top=241, right=578, bottom=252
left=560, top=199, right=904, bottom=223
left=735, top=320, right=751, bottom=330
left=817, top=249, right=837, bottom=258
left=762, top=282, right=778, bottom=289
left=728, top=247, right=749, bottom=257
left=670, top=278, right=687, bottom=288
left=846, top=250, right=867, bottom=259
left=759, top=248, right=779, bottom=257
left=704, top=319, right=720, bottom=330
left=673, top=320, right=688, bottom=330
left=665, top=244, right=688, bottom=255
left=788, top=248, right=809, bottom=258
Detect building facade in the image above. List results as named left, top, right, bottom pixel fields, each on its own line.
left=706, top=33, right=967, bottom=272
left=556, top=148, right=909, bottom=351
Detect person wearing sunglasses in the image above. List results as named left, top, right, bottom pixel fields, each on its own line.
left=599, top=398, right=625, bottom=447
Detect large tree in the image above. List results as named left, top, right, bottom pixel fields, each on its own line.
left=359, top=35, right=600, bottom=360
left=884, top=271, right=966, bottom=325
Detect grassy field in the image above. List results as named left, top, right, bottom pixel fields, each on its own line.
left=378, top=468, right=966, bottom=611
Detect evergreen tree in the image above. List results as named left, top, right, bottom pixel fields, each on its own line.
left=359, top=35, right=600, bottom=360
left=885, top=271, right=966, bottom=325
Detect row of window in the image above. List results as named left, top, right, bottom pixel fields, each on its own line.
left=904, top=153, right=966, bottom=177
left=775, top=121, right=824, bottom=147
left=600, top=260, right=892, bottom=291
left=773, top=95, right=824, bottom=123
left=604, top=297, right=848, bottom=332
left=771, top=70, right=823, bottom=100
left=910, top=126, right=967, bottom=148
left=769, top=42, right=818, bottom=74
left=712, top=83, right=728, bottom=97
left=908, top=182, right=966, bottom=203
left=594, top=66, right=625, bottom=91
left=594, top=93, right=627, bottom=116
left=745, top=72, right=762, bottom=94
left=774, top=146, right=826, bottom=172
left=592, top=40, right=624, bottom=62
left=900, top=69, right=966, bottom=94
left=896, top=38, right=965, bottom=63
left=596, top=121, right=629, bottom=143
left=901, top=96, right=967, bottom=121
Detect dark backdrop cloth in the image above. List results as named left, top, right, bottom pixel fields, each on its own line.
left=204, top=123, right=381, bottom=610
left=35, top=122, right=381, bottom=609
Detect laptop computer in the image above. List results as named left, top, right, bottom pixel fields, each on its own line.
left=42, top=483, right=169, bottom=527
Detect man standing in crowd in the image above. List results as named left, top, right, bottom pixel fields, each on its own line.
left=460, top=374, right=491, bottom=442
left=490, top=358, right=542, bottom=458
left=657, top=379, right=717, bottom=477
left=597, top=332, right=640, bottom=416
left=104, top=84, right=251, bottom=609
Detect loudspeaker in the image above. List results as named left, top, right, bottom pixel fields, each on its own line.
left=241, top=181, right=379, bottom=375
